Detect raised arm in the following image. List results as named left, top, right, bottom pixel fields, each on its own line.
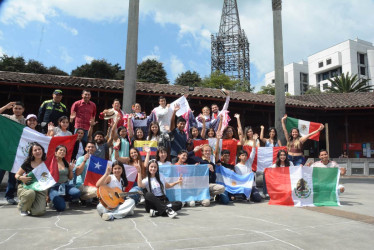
left=46, top=122, right=55, bottom=137
left=0, top=102, right=16, bottom=114
left=200, top=114, right=206, bottom=139
left=127, top=114, right=134, bottom=139
left=165, top=175, right=183, bottom=188
left=96, top=164, right=112, bottom=187
left=234, top=113, right=244, bottom=145
left=143, top=145, right=151, bottom=169
left=300, top=124, right=324, bottom=144
left=281, top=114, right=290, bottom=143
left=75, top=153, right=90, bottom=176
left=259, top=125, right=267, bottom=143
left=135, top=162, right=145, bottom=188
left=88, top=118, right=98, bottom=142
left=113, top=139, right=130, bottom=164
left=220, top=90, right=230, bottom=113
left=214, top=133, right=222, bottom=163
left=170, top=103, right=180, bottom=131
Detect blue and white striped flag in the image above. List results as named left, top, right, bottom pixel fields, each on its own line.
left=215, top=165, right=254, bottom=198
left=159, top=164, right=210, bottom=202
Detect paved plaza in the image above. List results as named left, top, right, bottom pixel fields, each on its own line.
left=0, top=176, right=373, bottom=250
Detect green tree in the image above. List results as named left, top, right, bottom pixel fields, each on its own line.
left=137, top=59, right=169, bottom=84
left=325, top=72, right=372, bottom=93
left=201, top=71, right=241, bottom=90
left=257, top=83, right=276, bottom=95
left=25, top=59, right=48, bottom=74
left=47, top=66, right=69, bottom=76
left=0, top=55, right=26, bottom=72
left=71, top=59, right=122, bottom=79
left=175, top=70, right=202, bottom=86
left=304, top=86, right=321, bottom=95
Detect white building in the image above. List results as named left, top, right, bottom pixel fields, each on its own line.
left=265, top=61, right=308, bottom=95
left=308, top=38, right=374, bottom=91
left=264, top=38, right=374, bottom=95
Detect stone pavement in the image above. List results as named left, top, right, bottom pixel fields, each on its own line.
left=0, top=176, right=373, bottom=250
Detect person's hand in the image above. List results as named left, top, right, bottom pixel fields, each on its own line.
left=70, top=111, right=76, bottom=120
left=20, top=175, right=32, bottom=184
left=174, top=103, right=180, bottom=112
left=134, top=162, right=141, bottom=173
left=253, top=133, right=259, bottom=140
left=83, top=153, right=90, bottom=162
left=5, top=102, right=16, bottom=109
left=318, top=124, right=325, bottom=131
left=305, top=162, right=312, bottom=167
left=177, top=174, right=183, bottom=184
left=163, top=125, right=170, bottom=132
left=234, top=113, right=240, bottom=119
left=143, top=145, right=150, bottom=153
left=282, top=114, right=287, bottom=121
left=47, top=122, right=55, bottom=131
left=69, top=160, right=76, bottom=171
left=260, top=125, right=264, bottom=130
left=193, top=144, right=204, bottom=152
left=208, top=164, right=214, bottom=172
left=105, top=164, right=112, bottom=176
left=114, top=138, right=121, bottom=147
left=102, top=109, right=109, bottom=115
left=89, top=118, right=98, bottom=127
left=216, top=131, right=222, bottom=139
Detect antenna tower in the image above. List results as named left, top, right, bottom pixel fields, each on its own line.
left=211, top=0, right=250, bottom=90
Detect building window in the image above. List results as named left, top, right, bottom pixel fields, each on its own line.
left=318, top=62, right=323, bottom=68
left=300, top=73, right=308, bottom=83
left=359, top=53, right=365, bottom=64
left=271, top=79, right=275, bottom=84
left=285, top=83, right=288, bottom=93
left=300, top=83, right=308, bottom=95
left=360, top=66, right=366, bottom=76
left=323, top=83, right=328, bottom=90
left=326, top=58, right=331, bottom=65
left=316, top=67, right=342, bottom=83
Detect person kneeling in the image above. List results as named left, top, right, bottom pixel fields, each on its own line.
left=136, top=159, right=183, bottom=218
left=96, top=161, right=135, bottom=221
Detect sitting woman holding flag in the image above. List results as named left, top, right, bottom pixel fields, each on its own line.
left=135, top=160, right=183, bottom=218
left=49, top=145, right=81, bottom=212
left=281, top=114, right=324, bottom=166
left=96, top=161, right=136, bottom=221
left=15, top=142, right=48, bottom=216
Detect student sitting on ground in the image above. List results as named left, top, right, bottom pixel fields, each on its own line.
left=96, top=161, right=136, bottom=221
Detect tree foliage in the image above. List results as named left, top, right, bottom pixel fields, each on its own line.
left=0, top=54, right=68, bottom=75
left=326, top=72, right=372, bottom=93
left=199, top=71, right=252, bottom=92
left=175, top=70, right=202, bottom=86
left=257, top=83, right=275, bottom=95
left=304, top=86, right=321, bottom=95
left=137, top=59, right=169, bottom=84
left=72, top=59, right=123, bottom=80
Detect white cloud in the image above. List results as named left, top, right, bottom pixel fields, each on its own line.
left=60, top=47, right=73, bottom=64
left=58, top=22, right=78, bottom=36
left=84, top=55, right=94, bottom=63
left=169, top=55, right=185, bottom=81
left=142, top=46, right=160, bottom=61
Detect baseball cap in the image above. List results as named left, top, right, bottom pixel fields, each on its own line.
left=26, top=114, right=37, bottom=121
left=53, top=89, right=63, bottom=95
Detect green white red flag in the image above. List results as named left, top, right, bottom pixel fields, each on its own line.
left=264, top=166, right=340, bottom=207
left=286, top=117, right=322, bottom=141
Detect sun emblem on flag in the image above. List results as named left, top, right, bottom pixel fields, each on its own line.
left=40, top=172, right=49, bottom=182
left=231, top=181, right=237, bottom=186
left=294, top=178, right=311, bottom=198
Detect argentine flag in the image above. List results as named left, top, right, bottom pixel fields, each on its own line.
left=159, top=164, right=210, bottom=202
left=215, top=165, right=254, bottom=198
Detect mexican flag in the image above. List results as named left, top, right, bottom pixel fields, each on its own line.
left=24, top=162, right=56, bottom=191
left=264, top=166, right=340, bottom=207
left=286, top=117, right=322, bottom=141
left=0, top=115, right=77, bottom=175
left=243, top=146, right=287, bottom=172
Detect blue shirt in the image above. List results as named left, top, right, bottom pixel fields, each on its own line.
left=74, top=156, right=90, bottom=187
left=170, top=128, right=187, bottom=157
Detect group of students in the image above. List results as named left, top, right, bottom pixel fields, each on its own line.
left=1, top=88, right=345, bottom=221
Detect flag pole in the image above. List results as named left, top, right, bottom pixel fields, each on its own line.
left=325, top=123, right=329, bottom=153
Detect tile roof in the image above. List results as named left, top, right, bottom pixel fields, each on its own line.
left=0, top=71, right=373, bottom=110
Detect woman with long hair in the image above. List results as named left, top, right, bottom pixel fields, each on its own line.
left=71, top=128, right=87, bottom=161
left=49, top=145, right=81, bottom=212
left=281, top=114, right=324, bottom=166
left=272, top=150, right=294, bottom=168
left=136, top=160, right=183, bottom=218
left=260, top=126, right=282, bottom=147
left=156, top=146, right=171, bottom=166
left=96, top=161, right=136, bottom=221
left=15, top=142, right=48, bottom=216
left=47, top=116, right=72, bottom=137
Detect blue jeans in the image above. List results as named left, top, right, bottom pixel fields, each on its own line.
left=0, top=170, right=16, bottom=200
left=288, top=155, right=305, bottom=166
left=49, top=183, right=81, bottom=211
left=263, top=174, right=268, bottom=195
left=129, top=183, right=142, bottom=205
left=219, top=191, right=231, bottom=205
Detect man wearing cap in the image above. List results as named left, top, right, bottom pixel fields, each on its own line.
left=38, top=89, right=68, bottom=134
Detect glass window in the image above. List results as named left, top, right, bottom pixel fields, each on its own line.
left=285, top=83, right=288, bottom=92
left=360, top=67, right=366, bottom=75
left=318, top=62, right=323, bottom=68
left=326, top=59, right=331, bottom=65
left=359, top=54, right=365, bottom=64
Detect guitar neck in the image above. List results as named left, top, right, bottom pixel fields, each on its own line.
left=117, top=191, right=141, bottom=198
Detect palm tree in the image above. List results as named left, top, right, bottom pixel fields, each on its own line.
left=326, top=72, right=372, bottom=93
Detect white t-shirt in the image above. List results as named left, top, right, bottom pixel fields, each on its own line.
left=107, top=174, right=124, bottom=191
left=235, top=163, right=252, bottom=175
left=311, top=160, right=339, bottom=168
left=158, top=161, right=172, bottom=166
left=76, top=142, right=85, bottom=159
left=271, top=161, right=294, bottom=168
left=153, top=106, right=173, bottom=133
left=142, top=174, right=166, bottom=196
left=54, top=127, right=72, bottom=137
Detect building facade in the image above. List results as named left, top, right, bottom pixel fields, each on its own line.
left=265, top=38, right=374, bottom=95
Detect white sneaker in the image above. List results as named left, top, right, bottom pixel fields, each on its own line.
left=149, top=209, right=157, bottom=217
left=138, top=195, right=145, bottom=205
left=20, top=211, right=28, bottom=217
left=166, top=208, right=177, bottom=218
left=187, top=201, right=195, bottom=207
left=102, top=213, right=114, bottom=221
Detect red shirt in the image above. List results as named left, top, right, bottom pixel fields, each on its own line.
left=71, top=100, right=97, bottom=130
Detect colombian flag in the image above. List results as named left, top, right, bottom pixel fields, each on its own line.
left=134, top=140, right=158, bottom=160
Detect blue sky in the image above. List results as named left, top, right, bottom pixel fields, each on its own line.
left=1, top=0, right=374, bottom=91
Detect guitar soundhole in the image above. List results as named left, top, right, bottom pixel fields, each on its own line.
left=115, top=192, right=120, bottom=199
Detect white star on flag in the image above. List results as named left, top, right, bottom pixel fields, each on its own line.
left=94, top=162, right=102, bottom=170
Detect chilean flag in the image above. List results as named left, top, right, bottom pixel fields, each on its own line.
left=84, top=156, right=110, bottom=187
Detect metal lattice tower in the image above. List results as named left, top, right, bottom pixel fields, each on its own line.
left=211, top=0, right=250, bottom=90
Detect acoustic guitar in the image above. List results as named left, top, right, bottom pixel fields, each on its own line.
left=97, top=186, right=143, bottom=209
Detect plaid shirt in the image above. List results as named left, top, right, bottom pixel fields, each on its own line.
left=71, top=99, right=96, bottom=130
